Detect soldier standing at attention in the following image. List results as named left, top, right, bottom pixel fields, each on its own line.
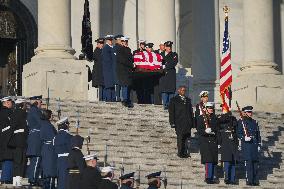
left=66, top=135, right=86, bottom=189
left=154, top=41, right=165, bottom=56
left=237, top=106, right=261, bottom=186
left=99, top=166, right=118, bottom=189
left=218, top=109, right=238, bottom=185
left=195, top=91, right=209, bottom=127
left=169, top=86, right=193, bottom=158
left=26, top=95, right=43, bottom=186
left=9, top=98, right=28, bottom=186
left=54, top=117, right=72, bottom=189
left=81, top=154, right=102, bottom=189
left=197, top=102, right=219, bottom=184
left=40, top=109, right=57, bottom=189
left=102, top=35, right=116, bottom=102
left=159, top=41, right=178, bottom=110
left=133, top=40, right=146, bottom=55
left=92, top=37, right=105, bottom=101
left=145, top=171, right=162, bottom=189
left=120, top=172, right=135, bottom=189
left=0, top=96, right=14, bottom=184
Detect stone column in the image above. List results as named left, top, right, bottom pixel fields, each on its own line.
left=144, top=0, right=176, bottom=50
left=35, top=0, right=75, bottom=59
left=240, top=0, right=280, bottom=75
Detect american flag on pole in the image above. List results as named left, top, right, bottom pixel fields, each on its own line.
left=220, top=8, right=232, bottom=113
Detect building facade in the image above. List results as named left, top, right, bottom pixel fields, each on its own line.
left=0, top=0, right=283, bottom=112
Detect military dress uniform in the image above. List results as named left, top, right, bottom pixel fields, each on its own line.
left=218, top=112, right=238, bottom=184
left=146, top=171, right=162, bottom=189
left=102, top=35, right=116, bottom=102
left=66, top=135, right=86, bottom=189
left=116, top=37, right=134, bottom=107
left=93, top=38, right=105, bottom=101
left=0, top=97, right=14, bottom=183
left=169, top=94, right=193, bottom=158
left=237, top=106, right=261, bottom=186
left=194, top=91, right=209, bottom=128
left=120, top=172, right=135, bottom=189
left=40, top=112, right=57, bottom=189
left=9, top=98, right=28, bottom=186
left=26, top=95, right=43, bottom=185
left=159, top=41, right=178, bottom=109
left=99, top=166, right=118, bottom=189
left=197, top=102, right=219, bottom=184
left=54, top=117, right=72, bottom=189
left=80, top=154, right=101, bottom=189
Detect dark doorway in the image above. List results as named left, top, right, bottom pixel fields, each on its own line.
left=0, top=0, right=37, bottom=96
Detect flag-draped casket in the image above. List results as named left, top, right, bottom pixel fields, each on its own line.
left=133, top=51, right=163, bottom=71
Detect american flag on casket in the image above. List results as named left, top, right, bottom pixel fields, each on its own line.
left=133, top=51, right=163, bottom=71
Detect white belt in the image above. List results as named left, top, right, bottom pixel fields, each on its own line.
left=58, top=153, right=69, bottom=157
left=14, top=129, right=25, bottom=134
left=44, top=141, right=52, bottom=145
left=29, top=129, right=40, bottom=133
left=2, top=126, right=10, bottom=132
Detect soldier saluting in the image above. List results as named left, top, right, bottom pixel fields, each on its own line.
left=196, top=102, right=218, bottom=184
left=237, top=105, right=261, bottom=186
left=217, top=108, right=238, bottom=185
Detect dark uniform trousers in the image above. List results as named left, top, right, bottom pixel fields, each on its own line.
left=98, top=179, right=118, bottom=189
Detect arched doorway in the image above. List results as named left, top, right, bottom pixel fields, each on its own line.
left=0, top=0, right=37, bottom=96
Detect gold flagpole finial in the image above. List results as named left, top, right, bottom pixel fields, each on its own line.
left=223, top=5, right=229, bottom=14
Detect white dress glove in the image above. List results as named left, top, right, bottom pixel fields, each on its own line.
left=205, top=128, right=212, bottom=134
left=245, top=136, right=252, bottom=142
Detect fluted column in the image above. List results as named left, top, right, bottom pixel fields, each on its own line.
left=144, top=0, right=176, bottom=50
left=34, top=0, right=75, bottom=59
left=240, top=0, right=280, bottom=75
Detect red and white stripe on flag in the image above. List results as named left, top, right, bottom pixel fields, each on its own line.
left=220, top=16, right=232, bottom=113
left=133, top=51, right=163, bottom=70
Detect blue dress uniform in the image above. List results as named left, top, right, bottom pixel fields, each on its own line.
left=26, top=95, right=43, bottom=185
left=120, top=172, right=135, bottom=189
left=40, top=110, right=57, bottom=189
left=218, top=112, right=238, bottom=184
left=0, top=97, right=14, bottom=184
left=54, top=117, right=72, bottom=189
left=66, top=135, right=86, bottom=189
left=196, top=102, right=219, bottom=184
left=145, top=171, right=162, bottom=189
left=102, top=35, right=116, bottom=102
left=237, top=106, right=261, bottom=186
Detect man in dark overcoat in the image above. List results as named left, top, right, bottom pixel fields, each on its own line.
left=102, top=35, right=116, bottom=102
left=0, top=96, right=14, bottom=184
left=9, top=98, right=28, bottom=186
left=159, top=41, right=178, bottom=110
left=197, top=102, right=218, bottom=184
left=169, top=86, right=193, bottom=158
left=92, top=37, right=105, bottom=101
left=26, top=95, right=43, bottom=186
left=217, top=110, right=238, bottom=184
left=237, top=106, right=261, bottom=186
left=116, top=36, right=134, bottom=107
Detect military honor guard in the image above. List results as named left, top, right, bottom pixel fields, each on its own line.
left=0, top=96, right=14, bottom=184
left=40, top=109, right=57, bottom=189
left=159, top=41, right=178, bottom=110
left=197, top=102, right=219, bottom=184
left=54, top=117, right=72, bottom=189
left=195, top=91, right=209, bottom=127
left=119, top=172, right=135, bottom=189
left=66, top=135, right=86, bottom=189
left=237, top=106, right=261, bottom=186
left=81, top=154, right=102, bottom=189
left=218, top=110, right=238, bottom=185
left=26, top=95, right=43, bottom=186
left=116, top=36, right=134, bottom=108
left=145, top=171, right=162, bottom=189
left=169, top=86, right=193, bottom=158
left=102, top=34, right=116, bottom=102
left=133, top=40, right=146, bottom=55
left=154, top=41, right=165, bottom=56
left=9, top=98, right=28, bottom=186
left=92, top=37, right=106, bottom=101
left=99, top=166, right=118, bottom=189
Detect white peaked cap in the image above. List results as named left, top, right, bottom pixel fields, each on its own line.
left=101, top=166, right=114, bottom=173
left=56, top=117, right=68, bottom=125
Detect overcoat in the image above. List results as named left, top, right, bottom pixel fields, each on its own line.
left=92, top=47, right=104, bottom=87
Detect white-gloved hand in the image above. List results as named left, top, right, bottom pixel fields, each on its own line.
left=209, top=131, right=215, bottom=135
left=205, top=128, right=212, bottom=134
left=218, top=145, right=221, bottom=149
left=258, top=146, right=261, bottom=152
left=245, top=136, right=251, bottom=142
left=162, top=65, right=166, bottom=69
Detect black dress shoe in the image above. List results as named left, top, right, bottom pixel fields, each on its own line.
left=246, top=182, right=253, bottom=186
left=253, top=182, right=259, bottom=186
left=224, top=179, right=230, bottom=185
left=205, top=179, right=215, bottom=184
